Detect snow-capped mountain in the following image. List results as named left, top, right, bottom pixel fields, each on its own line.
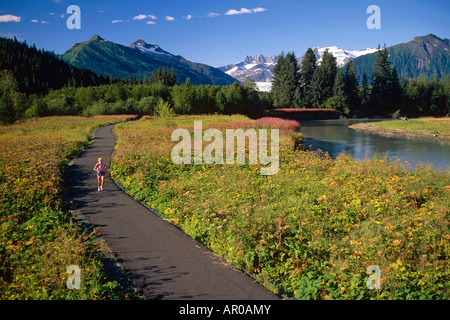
left=311, top=46, right=378, bottom=67
left=219, top=54, right=278, bottom=84
left=220, top=46, right=377, bottom=91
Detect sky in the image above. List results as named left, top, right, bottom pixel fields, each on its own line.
left=0, top=0, right=449, bottom=67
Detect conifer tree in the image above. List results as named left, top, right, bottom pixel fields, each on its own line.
left=325, top=68, right=349, bottom=114
left=310, top=49, right=337, bottom=107
left=390, top=68, right=402, bottom=111
left=370, top=45, right=392, bottom=115
left=320, top=48, right=337, bottom=102
left=299, top=48, right=317, bottom=106
left=271, top=51, right=300, bottom=108
left=344, top=60, right=360, bottom=110
left=310, top=67, right=327, bottom=107
left=359, top=73, right=370, bottom=105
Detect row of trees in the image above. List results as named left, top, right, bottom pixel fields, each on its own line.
left=271, top=46, right=450, bottom=117
left=0, top=69, right=266, bottom=124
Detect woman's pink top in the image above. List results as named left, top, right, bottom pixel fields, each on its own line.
left=96, top=162, right=106, bottom=172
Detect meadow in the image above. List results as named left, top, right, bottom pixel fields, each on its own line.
left=111, top=114, right=449, bottom=300
left=0, top=115, right=134, bottom=299
left=366, top=117, right=450, bottom=140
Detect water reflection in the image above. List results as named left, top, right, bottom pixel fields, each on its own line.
left=298, top=119, right=450, bottom=171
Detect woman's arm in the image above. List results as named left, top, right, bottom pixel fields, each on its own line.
left=93, top=163, right=98, bottom=171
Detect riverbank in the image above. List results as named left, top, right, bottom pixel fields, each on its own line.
left=348, top=118, right=450, bottom=143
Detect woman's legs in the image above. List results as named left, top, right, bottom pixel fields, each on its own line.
left=96, top=173, right=105, bottom=191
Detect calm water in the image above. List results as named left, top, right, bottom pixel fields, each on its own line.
left=298, top=119, right=450, bottom=171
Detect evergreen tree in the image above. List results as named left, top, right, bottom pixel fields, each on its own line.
left=360, top=73, right=370, bottom=103
left=310, top=67, right=327, bottom=107
left=325, top=68, right=349, bottom=115
left=320, top=48, right=337, bottom=102
left=310, top=49, right=337, bottom=108
left=390, top=67, right=402, bottom=112
left=271, top=51, right=300, bottom=108
left=299, top=48, right=317, bottom=106
left=344, top=61, right=360, bottom=111
left=359, top=73, right=371, bottom=115
left=370, top=45, right=392, bottom=115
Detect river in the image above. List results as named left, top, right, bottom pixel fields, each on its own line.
left=297, top=119, right=450, bottom=171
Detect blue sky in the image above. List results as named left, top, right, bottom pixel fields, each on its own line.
left=0, top=0, right=449, bottom=67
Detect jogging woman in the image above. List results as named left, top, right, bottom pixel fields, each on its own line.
left=93, top=157, right=107, bottom=191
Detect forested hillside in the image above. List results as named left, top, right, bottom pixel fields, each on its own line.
left=60, top=35, right=237, bottom=86
left=351, top=34, right=450, bottom=82
left=0, top=37, right=110, bottom=96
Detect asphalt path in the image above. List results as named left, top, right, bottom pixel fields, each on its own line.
left=67, top=124, right=279, bottom=300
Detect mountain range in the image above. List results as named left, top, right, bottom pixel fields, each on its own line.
left=60, top=35, right=236, bottom=86
left=59, top=34, right=449, bottom=91
left=219, top=34, right=449, bottom=91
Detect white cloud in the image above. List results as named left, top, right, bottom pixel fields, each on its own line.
left=207, top=12, right=220, bottom=18
left=31, top=19, right=49, bottom=24
left=226, top=8, right=251, bottom=15
left=225, top=7, right=267, bottom=15
left=112, top=19, right=124, bottom=23
left=134, top=14, right=157, bottom=21
left=253, top=7, right=268, bottom=13
left=165, top=16, right=175, bottom=21
left=184, top=14, right=193, bottom=20
left=0, top=14, right=21, bottom=23
left=146, top=20, right=156, bottom=25
left=133, top=14, right=148, bottom=20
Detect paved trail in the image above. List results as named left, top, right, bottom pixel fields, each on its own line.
left=67, top=125, right=279, bottom=300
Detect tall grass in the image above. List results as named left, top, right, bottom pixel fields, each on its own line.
left=111, top=115, right=449, bottom=300
left=0, top=116, right=134, bottom=299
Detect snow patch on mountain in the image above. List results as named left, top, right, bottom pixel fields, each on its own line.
left=131, top=39, right=173, bottom=57
left=313, top=46, right=378, bottom=67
